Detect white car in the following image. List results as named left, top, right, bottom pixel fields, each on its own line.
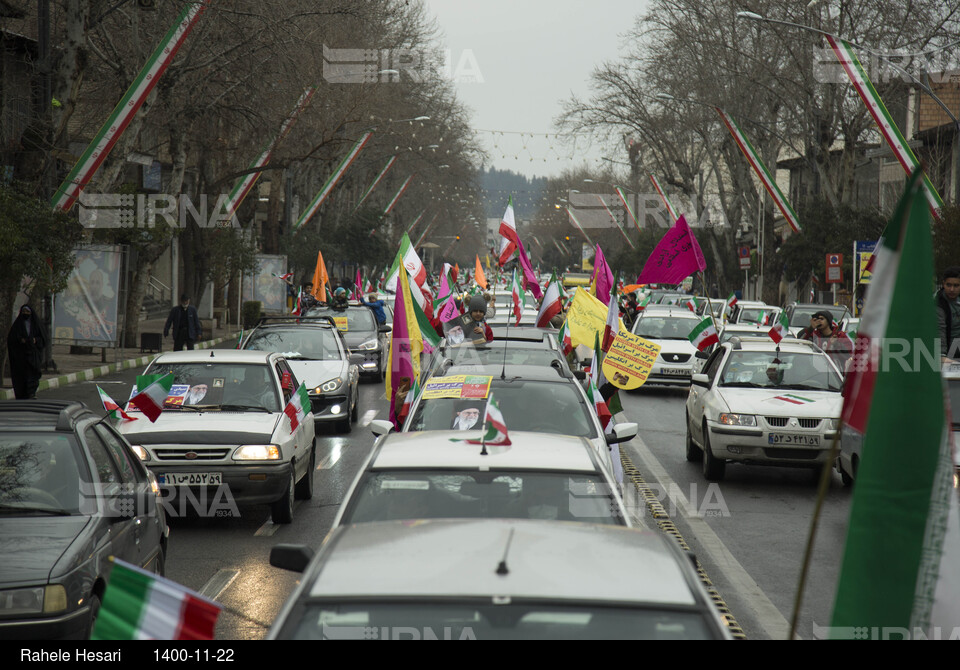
left=631, top=308, right=703, bottom=386
left=332, top=430, right=632, bottom=527
left=267, top=518, right=734, bottom=640
left=685, top=338, right=844, bottom=481
left=119, top=350, right=316, bottom=523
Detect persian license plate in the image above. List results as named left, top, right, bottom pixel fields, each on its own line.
left=768, top=434, right=820, bottom=446
left=158, top=472, right=223, bottom=486
left=660, top=368, right=691, bottom=376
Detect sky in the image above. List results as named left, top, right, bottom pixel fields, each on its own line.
left=422, top=0, right=651, bottom=180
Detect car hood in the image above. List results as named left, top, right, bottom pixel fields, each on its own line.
left=650, top=339, right=697, bottom=356
left=286, top=360, right=346, bottom=387
left=119, top=411, right=280, bottom=444
left=0, top=516, right=93, bottom=583
left=718, top=388, right=842, bottom=417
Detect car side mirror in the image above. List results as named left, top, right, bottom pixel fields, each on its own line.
left=378, top=325, right=392, bottom=334
left=572, top=370, right=586, bottom=381
left=691, top=373, right=710, bottom=388
left=606, top=422, right=638, bottom=445
left=695, top=350, right=709, bottom=360
left=270, top=544, right=314, bottom=573
left=370, top=419, right=394, bottom=436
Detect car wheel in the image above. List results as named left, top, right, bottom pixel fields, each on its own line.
left=86, top=593, right=101, bottom=639
left=295, top=443, right=315, bottom=500
left=271, top=473, right=295, bottom=524
left=685, top=413, right=701, bottom=462
left=841, top=456, right=857, bottom=487
left=702, top=422, right=726, bottom=481
left=153, top=546, right=166, bottom=577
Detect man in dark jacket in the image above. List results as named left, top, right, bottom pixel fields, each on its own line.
left=163, top=294, right=202, bottom=351
left=7, top=305, right=46, bottom=399
left=936, top=266, right=960, bottom=360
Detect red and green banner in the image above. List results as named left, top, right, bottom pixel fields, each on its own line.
left=294, top=131, right=373, bottom=232
left=649, top=175, right=680, bottom=223
left=52, top=2, right=210, bottom=212
left=596, top=195, right=635, bottom=249
left=565, top=207, right=595, bottom=245
left=715, top=107, right=802, bottom=234
left=383, top=174, right=415, bottom=215
left=355, top=155, right=398, bottom=210
left=615, top=186, right=640, bottom=232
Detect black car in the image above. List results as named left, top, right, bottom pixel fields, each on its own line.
left=306, top=304, right=391, bottom=380
left=0, top=401, right=168, bottom=640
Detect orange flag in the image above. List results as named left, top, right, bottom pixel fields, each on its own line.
left=312, top=250, right=330, bottom=300
left=475, top=255, right=487, bottom=289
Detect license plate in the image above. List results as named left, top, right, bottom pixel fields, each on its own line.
left=768, top=434, right=820, bottom=446
left=158, top=472, right=223, bottom=486
left=660, top=368, right=691, bottom=376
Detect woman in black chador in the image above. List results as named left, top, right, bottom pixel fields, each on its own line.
left=7, top=305, right=46, bottom=399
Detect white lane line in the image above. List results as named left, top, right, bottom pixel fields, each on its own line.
left=198, top=569, right=240, bottom=600
left=629, top=435, right=793, bottom=641
left=317, top=443, right=347, bottom=470
left=254, top=520, right=280, bottom=537
left=360, top=409, right=378, bottom=426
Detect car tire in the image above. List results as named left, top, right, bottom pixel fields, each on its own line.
left=702, top=422, right=726, bottom=481
left=271, top=474, right=295, bottom=524
left=685, top=413, right=701, bottom=462
left=840, top=456, right=857, bottom=487
left=153, top=546, right=166, bottom=577
left=295, top=444, right=315, bottom=500
left=86, top=593, right=101, bottom=639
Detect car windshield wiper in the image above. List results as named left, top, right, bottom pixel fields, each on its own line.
left=214, top=404, right=273, bottom=413
left=283, top=355, right=320, bottom=360
left=163, top=403, right=204, bottom=411
left=0, top=503, right=74, bottom=516
left=778, top=383, right=830, bottom=392
left=720, top=382, right=765, bottom=388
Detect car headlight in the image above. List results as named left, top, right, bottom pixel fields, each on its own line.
left=130, top=445, right=149, bottom=461
left=357, top=339, right=379, bottom=351
left=233, top=445, right=281, bottom=461
left=315, top=378, right=343, bottom=394
left=0, top=585, right=66, bottom=615
left=718, top=413, right=757, bottom=427
left=827, top=418, right=840, bottom=431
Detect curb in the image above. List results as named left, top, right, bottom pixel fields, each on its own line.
left=2, top=334, right=236, bottom=401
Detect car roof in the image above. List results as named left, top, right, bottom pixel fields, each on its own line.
left=724, top=338, right=822, bottom=354
left=305, top=519, right=699, bottom=605
left=371, top=430, right=600, bottom=471
left=0, top=400, right=95, bottom=430
left=637, top=308, right=701, bottom=319
left=152, top=350, right=277, bottom=364
left=440, top=363, right=571, bottom=381
left=489, top=326, right=557, bottom=341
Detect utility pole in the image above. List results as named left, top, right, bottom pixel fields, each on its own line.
left=38, top=0, right=57, bottom=372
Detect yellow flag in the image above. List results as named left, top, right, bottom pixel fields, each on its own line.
left=566, top=288, right=623, bottom=349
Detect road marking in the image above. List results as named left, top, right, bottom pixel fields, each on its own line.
left=317, top=443, right=346, bottom=470
left=254, top=521, right=280, bottom=537
left=629, top=435, right=793, bottom=640
left=198, top=569, right=239, bottom=600
left=360, top=409, right=377, bottom=426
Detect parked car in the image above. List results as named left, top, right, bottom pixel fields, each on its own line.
left=119, top=350, right=316, bottom=523
left=241, top=316, right=361, bottom=432
left=267, top=518, right=734, bottom=640
left=0, top=401, right=168, bottom=640
left=686, top=338, right=844, bottom=481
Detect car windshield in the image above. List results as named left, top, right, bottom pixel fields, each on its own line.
left=633, top=316, right=699, bottom=340
left=288, top=603, right=714, bottom=640
left=719, top=351, right=842, bottom=392
left=307, top=307, right=377, bottom=333
left=408, top=380, right=596, bottom=438
left=789, top=306, right=847, bottom=327
left=0, top=434, right=86, bottom=515
left=341, top=471, right=621, bottom=525
left=144, top=362, right=281, bottom=411
left=737, top=308, right=776, bottom=325
left=244, top=328, right=342, bottom=361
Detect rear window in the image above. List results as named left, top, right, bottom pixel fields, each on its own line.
left=308, top=307, right=376, bottom=332
left=0, top=433, right=87, bottom=514
left=245, top=328, right=343, bottom=361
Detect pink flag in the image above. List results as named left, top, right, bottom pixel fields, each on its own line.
left=517, top=239, right=543, bottom=300
left=636, top=215, right=707, bottom=285
left=438, top=296, right=461, bottom=323
left=591, top=245, right=614, bottom=306
left=353, top=268, right=362, bottom=300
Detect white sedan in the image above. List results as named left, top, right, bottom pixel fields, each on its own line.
left=631, top=308, right=704, bottom=386
left=685, top=338, right=844, bottom=481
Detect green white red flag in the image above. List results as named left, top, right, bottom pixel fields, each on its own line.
left=536, top=272, right=563, bottom=329
left=615, top=186, right=641, bottom=232
left=98, top=386, right=137, bottom=422
left=450, top=391, right=511, bottom=451
left=831, top=170, right=960, bottom=637
left=767, top=310, right=790, bottom=344
left=687, top=317, right=719, bottom=352
left=294, top=131, right=373, bottom=232
left=684, top=296, right=700, bottom=313
left=558, top=320, right=573, bottom=356
left=497, top=197, right=520, bottom=266
left=715, top=107, right=802, bottom=234
left=384, top=174, right=415, bottom=216
left=726, top=293, right=738, bottom=310
left=282, top=383, right=312, bottom=433
left=129, top=373, right=175, bottom=423
left=52, top=2, right=209, bottom=212
left=355, top=155, right=398, bottom=210
left=385, top=233, right=427, bottom=291
left=565, top=207, right=595, bottom=246
left=91, top=559, right=220, bottom=640
left=602, top=279, right=620, bottom=352
left=825, top=36, right=943, bottom=218
left=649, top=175, right=680, bottom=223
left=510, top=269, right=524, bottom=326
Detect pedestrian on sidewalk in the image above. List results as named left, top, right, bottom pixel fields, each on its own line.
left=163, top=294, right=202, bottom=351
left=7, top=304, right=46, bottom=399
left=935, top=266, right=960, bottom=361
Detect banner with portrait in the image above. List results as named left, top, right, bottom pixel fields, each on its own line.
left=53, top=244, right=124, bottom=346
left=242, top=254, right=289, bottom=314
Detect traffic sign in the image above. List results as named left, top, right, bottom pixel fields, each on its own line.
left=739, top=246, right=751, bottom=270
left=826, top=253, right=843, bottom=284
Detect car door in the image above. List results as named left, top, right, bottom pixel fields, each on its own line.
left=689, top=348, right=725, bottom=444
left=275, top=359, right=314, bottom=481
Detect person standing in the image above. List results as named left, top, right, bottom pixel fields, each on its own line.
left=935, top=266, right=960, bottom=360
left=7, top=305, right=46, bottom=399
left=808, top=310, right=853, bottom=373
left=467, top=295, right=494, bottom=343
left=163, top=294, right=202, bottom=351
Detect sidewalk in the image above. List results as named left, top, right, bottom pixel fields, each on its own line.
left=1, top=317, right=240, bottom=400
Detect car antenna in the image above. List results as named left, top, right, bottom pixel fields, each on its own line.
left=500, top=303, right=509, bottom=381
left=495, top=527, right=515, bottom=576
left=210, top=350, right=215, bottom=358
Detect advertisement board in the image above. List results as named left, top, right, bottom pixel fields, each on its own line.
left=53, top=244, right=124, bottom=346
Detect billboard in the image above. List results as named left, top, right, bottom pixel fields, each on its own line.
left=54, top=245, right=124, bottom=346
left=242, top=254, right=289, bottom=314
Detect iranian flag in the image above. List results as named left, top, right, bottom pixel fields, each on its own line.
left=586, top=378, right=612, bottom=432
left=384, top=233, right=427, bottom=291
left=98, top=386, right=137, bottom=422
left=558, top=320, right=573, bottom=356
left=726, top=292, right=738, bottom=310
left=832, top=170, right=960, bottom=636
left=687, top=317, right=719, bottom=352
left=601, top=279, right=620, bottom=352
left=498, top=197, right=520, bottom=265
left=451, top=392, right=511, bottom=451
left=91, top=559, right=220, bottom=640
left=767, top=310, right=790, bottom=344
left=282, top=383, right=312, bottom=433
left=684, top=296, right=700, bottom=313
left=128, top=374, right=174, bottom=423
left=510, top=269, right=524, bottom=326
left=536, top=272, right=563, bottom=328
left=399, top=377, right=421, bottom=422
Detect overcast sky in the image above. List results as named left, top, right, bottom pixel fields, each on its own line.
left=422, top=0, right=650, bottom=180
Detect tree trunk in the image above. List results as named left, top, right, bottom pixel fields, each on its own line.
left=0, top=285, right=17, bottom=382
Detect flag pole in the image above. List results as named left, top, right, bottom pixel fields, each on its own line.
left=699, top=271, right=720, bottom=334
